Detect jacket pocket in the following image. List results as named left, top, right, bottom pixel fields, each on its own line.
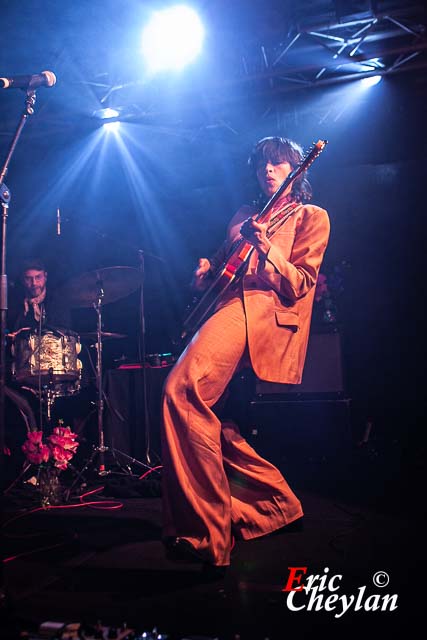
left=275, top=310, right=299, bottom=332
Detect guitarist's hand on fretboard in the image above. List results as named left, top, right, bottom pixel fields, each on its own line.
left=240, top=218, right=271, bottom=257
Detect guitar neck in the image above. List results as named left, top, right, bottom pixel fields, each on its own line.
left=255, top=169, right=299, bottom=224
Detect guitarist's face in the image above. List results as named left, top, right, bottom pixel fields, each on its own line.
left=257, top=160, right=293, bottom=198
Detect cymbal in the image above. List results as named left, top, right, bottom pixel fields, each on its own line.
left=80, top=331, right=127, bottom=341
left=56, top=266, right=142, bottom=308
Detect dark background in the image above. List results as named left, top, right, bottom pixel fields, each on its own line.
left=1, top=0, right=426, bottom=460
left=1, top=3, right=426, bottom=638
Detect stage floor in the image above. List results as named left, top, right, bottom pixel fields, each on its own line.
left=1, top=453, right=422, bottom=640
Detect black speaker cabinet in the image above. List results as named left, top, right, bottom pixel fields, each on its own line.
left=103, top=365, right=171, bottom=461
left=248, top=398, right=352, bottom=469
left=256, top=329, right=345, bottom=397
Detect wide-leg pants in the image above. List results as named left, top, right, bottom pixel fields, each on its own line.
left=161, top=296, right=303, bottom=566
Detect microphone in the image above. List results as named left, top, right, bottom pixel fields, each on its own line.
left=0, top=70, right=56, bottom=90
left=56, top=208, right=61, bottom=236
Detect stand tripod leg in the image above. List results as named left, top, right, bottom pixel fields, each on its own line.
left=107, top=447, right=159, bottom=473
left=70, top=279, right=159, bottom=485
left=3, top=462, right=32, bottom=495
left=64, top=446, right=99, bottom=499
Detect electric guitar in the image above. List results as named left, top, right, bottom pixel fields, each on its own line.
left=180, top=139, right=328, bottom=342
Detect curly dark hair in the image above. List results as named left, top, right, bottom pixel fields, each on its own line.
left=248, top=136, right=312, bottom=203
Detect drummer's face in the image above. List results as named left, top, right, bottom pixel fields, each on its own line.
left=23, top=269, right=47, bottom=298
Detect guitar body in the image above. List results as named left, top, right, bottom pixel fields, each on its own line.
left=180, top=240, right=253, bottom=340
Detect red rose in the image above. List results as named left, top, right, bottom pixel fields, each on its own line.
left=22, top=431, right=51, bottom=465
left=48, top=426, right=79, bottom=453
left=50, top=445, right=73, bottom=470
left=22, top=424, right=79, bottom=469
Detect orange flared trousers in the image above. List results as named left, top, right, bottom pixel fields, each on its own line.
left=161, top=296, right=303, bottom=566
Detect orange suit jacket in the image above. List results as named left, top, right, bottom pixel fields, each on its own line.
left=214, top=202, right=330, bottom=384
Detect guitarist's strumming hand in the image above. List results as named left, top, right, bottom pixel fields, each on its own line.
left=240, top=218, right=272, bottom=256
left=192, top=258, right=211, bottom=291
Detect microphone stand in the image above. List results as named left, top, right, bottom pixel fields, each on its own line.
left=0, top=89, right=37, bottom=468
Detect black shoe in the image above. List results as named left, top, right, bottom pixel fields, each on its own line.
left=201, top=562, right=228, bottom=581
left=164, top=537, right=207, bottom=564
left=164, top=537, right=229, bottom=578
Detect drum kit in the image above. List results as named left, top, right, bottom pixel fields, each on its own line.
left=8, top=266, right=149, bottom=480
left=11, top=327, right=83, bottom=409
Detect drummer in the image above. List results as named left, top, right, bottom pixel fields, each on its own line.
left=6, top=259, right=90, bottom=445
left=11, top=258, right=72, bottom=332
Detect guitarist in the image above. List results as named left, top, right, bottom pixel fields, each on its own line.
left=162, top=137, right=330, bottom=574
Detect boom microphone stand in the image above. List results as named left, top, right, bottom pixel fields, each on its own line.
left=0, top=90, right=37, bottom=468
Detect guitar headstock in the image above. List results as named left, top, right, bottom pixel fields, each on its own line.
left=301, top=139, right=328, bottom=171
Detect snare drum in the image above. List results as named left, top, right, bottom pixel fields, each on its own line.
left=11, top=328, right=83, bottom=391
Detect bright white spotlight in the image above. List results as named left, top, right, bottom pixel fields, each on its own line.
left=103, top=121, right=120, bottom=133
left=360, top=75, right=382, bottom=88
left=142, top=5, right=205, bottom=73
left=93, top=107, right=120, bottom=120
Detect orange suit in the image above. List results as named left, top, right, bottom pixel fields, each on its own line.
left=162, top=202, right=330, bottom=566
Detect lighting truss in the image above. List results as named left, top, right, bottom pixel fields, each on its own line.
left=238, top=4, right=427, bottom=92
left=91, top=2, right=426, bottom=126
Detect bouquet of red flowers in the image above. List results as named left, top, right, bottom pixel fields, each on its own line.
left=22, top=421, right=79, bottom=471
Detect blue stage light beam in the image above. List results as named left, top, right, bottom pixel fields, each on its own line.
left=141, top=5, right=205, bottom=73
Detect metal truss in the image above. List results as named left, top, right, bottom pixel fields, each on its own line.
left=89, top=2, right=426, bottom=128
left=237, top=3, right=427, bottom=92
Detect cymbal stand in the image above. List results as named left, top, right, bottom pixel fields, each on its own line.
left=45, top=367, right=56, bottom=426
left=67, top=278, right=153, bottom=494
left=137, top=249, right=152, bottom=465
left=93, top=279, right=107, bottom=475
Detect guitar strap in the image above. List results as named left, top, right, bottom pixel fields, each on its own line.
left=267, top=201, right=301, bottom=237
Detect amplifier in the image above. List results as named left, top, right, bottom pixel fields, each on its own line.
left=248, top=397, right=352, bottom=468
left=256, top=330, right=345, bottom=396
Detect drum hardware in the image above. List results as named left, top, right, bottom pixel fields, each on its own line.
left=45, top=366, right=64, bottom=424
left=54, top=266, right=143, bottom=309
left=4, top=331, right=85, bottom=499
left=10, top=327, right=83, bottom=399
left=117, top=352, right=177, bottom=369
left=54, top=265, right=151, bottom=464
left=55, top=258, right=164, bottom=466
left=63, top=270, right=152, bottom=493
left=4, top=385, right=37, bottom=432
left=80, top=331, right=127, bottom=342
left=5, top=324, right=84, bottom=498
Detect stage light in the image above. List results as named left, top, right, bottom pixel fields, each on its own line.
left=100, top=108, right=120, bottom=119
left=360, top=75, right=382, bottom=88
left=93, top=107, right=120, bottom=119
left=103, top=121, right=120, bottom=132
left=141, top=5, right=205, bottom=73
